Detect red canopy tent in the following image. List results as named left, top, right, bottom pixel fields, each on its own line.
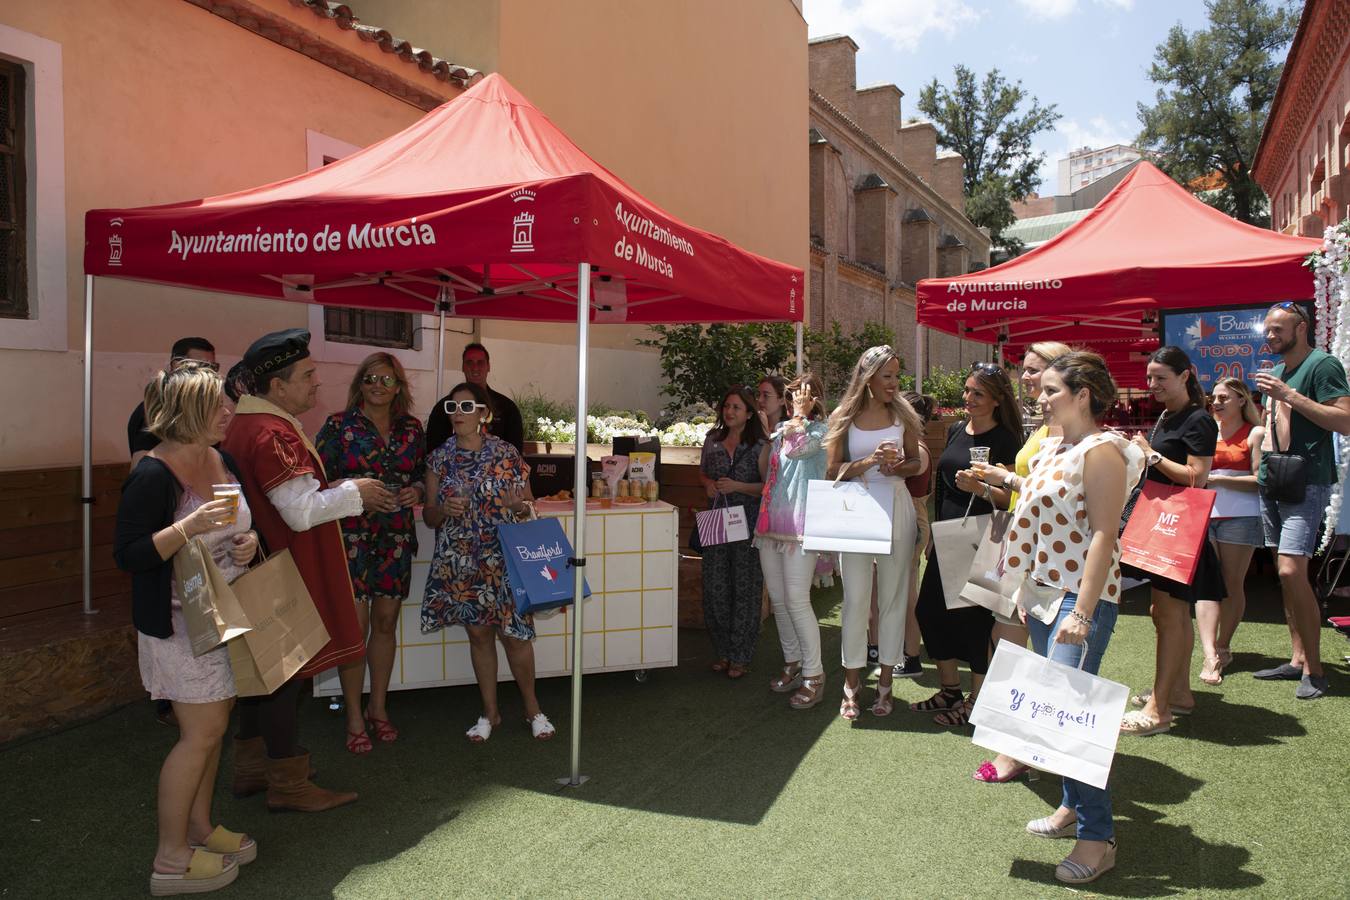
left=916, top=162, right=1319, bottom=387
left=82, top=73, right=803, bottom=785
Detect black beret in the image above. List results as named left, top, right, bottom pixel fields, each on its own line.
left=244, top=328, right=310, bottom=380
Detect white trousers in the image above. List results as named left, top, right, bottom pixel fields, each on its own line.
left=839, top=484, right=917, bottom=669
left=759, top=544, right=822, bottom=677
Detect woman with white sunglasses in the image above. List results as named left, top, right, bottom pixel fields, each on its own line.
left=421, top=382, right=553, bottom=743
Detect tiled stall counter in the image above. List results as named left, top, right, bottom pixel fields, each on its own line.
left=315, top=501, right=679, bottom=695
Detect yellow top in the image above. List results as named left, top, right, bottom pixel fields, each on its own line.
left=1008, top=424, right=1050, bottom=510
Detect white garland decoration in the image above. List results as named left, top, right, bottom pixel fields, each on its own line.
left=1306, top=224, right=1350, bottom=553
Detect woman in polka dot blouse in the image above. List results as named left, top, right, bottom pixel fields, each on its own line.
left=970, top=350, right=1144, bottom=886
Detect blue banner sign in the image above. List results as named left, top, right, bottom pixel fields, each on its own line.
left=1162, top=306, right=1305, bottom=391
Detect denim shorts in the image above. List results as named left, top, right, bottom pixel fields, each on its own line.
left=1208, top=516, right=1264, bottom=547
left=1261, top=483, right=1333, bottom=557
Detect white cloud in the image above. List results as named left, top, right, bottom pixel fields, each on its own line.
left=1013, top=0, right=1134, bottom=21
left=805, top=0, right=979, bottom=52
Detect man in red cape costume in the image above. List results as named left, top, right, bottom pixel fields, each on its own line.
left=223, top=328, right=388, bottom=812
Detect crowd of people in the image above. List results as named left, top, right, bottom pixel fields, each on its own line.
left=113, top=301, right=1348, bottom=892
left=695, top=301, right=1348, bottom=884
left=114, top=333, right=542, bottom=894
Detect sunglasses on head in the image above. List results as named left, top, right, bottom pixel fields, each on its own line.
left=1274, top=301, right=1310, bottom=323
left=970, top=361, right=1001, bottom=376
left=445, top=399, right=488, bottom=415
left=362, top=374, right=398, bottom=387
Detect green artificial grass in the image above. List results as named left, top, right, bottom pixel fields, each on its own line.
left=2, top=574, right=1348, bottom=898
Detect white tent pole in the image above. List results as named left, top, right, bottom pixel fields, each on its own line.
left=795, top=321, right=803, bottom=376
left=915, top=324, right=927, bottom=391
left=435, top=285, right=448, bottom=400
left=560, top=261, right=592, bottom=788
left=82, top=275, right=96, bottom=615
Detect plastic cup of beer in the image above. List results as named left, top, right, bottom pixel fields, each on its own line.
left=879, top=440, right=899, bottom=466
left=969, top=447, right=990, bottom=467
left=212, top=484, right=241, bottom=525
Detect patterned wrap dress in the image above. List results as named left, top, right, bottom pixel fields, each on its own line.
left=421, top=434, right=534, bottom=640
left=315, top=407, right=426, bottom=605
left=699, top=433, right=766, bottom=666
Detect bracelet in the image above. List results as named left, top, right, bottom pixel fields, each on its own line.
left=1069, top=608, right=1092, bottom=626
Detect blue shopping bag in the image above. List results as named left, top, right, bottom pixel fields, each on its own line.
left=498, top=518, right=592, bottom=614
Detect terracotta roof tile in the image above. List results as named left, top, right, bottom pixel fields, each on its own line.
left=294, top=1, right=480, bottom=85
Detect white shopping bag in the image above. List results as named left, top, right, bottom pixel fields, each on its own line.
left=801, top=478, right=895, bottom=554
left=929, top=513, right=988, bottom=609
left=969, top=638, right=1130, bottom=789
left=695, top=498, right=750, bottom=547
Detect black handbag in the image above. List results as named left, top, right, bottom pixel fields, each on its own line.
left=1263, top=402, right=1309, bottom=504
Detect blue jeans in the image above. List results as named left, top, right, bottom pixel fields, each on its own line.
left=1026, top=593, right=1118, bottom=842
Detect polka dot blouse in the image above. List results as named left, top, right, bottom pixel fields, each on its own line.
left=1003, top=431, right=1145, bottom=607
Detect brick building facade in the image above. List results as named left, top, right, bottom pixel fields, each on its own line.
left=1254, top=0, right=1350, bottom=235
left=808, top=35, right=992, bottom=385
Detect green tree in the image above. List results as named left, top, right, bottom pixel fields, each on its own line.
left=1137, top=0, right=1297, bottom=226
left=917, top=67, right=1061, bottom=249
left=803, top=321, right=898, bottom=401
left=636, top=323, right=796, bottom=411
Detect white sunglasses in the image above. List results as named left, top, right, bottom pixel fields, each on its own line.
left=445, top=400, right=488, bottom=415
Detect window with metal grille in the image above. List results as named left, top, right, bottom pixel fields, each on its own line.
left=0, top=59, right=27, bottom=320
left=323, top=306, right=417, bottom=350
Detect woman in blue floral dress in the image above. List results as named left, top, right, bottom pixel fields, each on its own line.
left=315, top=353, right=426, bottom=752
left=422, top=382, right=555, bottom=744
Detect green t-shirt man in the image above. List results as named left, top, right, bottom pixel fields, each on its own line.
left=1259, top=348, right=1350, bottom=485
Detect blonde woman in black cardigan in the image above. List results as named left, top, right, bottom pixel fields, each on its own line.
left=115, top=361, right=259, bottom=896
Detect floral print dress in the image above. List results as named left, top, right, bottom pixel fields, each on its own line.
left=315, top=407, right=426, bottom=604
left=421, top=434, right=534, bottom=640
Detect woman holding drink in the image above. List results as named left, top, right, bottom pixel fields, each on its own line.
left=114, top=361, right=260, bottom=895
left=755, top=373, right=830, bottom=708
left=990, top=351, right=1143, bottom=885
left=912, top=362, right=1022, bottom=726
left=1196, top=377, right=1264, bottom=685
left=316, top=352, right=426, bottom=752
left=824, top=346, right=922, bottom=719
left=421, top=382, right=553, bottom=743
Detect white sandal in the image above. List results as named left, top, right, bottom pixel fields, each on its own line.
left=466, top=717, right=494, bottom=743
left=528, top=713, right=556, bottom=740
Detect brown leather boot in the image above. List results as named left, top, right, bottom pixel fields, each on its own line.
left=265, top=753, right=357, bottom=813
left=231, top=737, right=267, bottom=798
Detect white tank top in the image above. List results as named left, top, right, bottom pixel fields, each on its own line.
left=848, top=422, right=904, bottom=482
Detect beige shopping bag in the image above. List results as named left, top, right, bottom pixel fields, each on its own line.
left=173, top=538, right=253, bottom=657
left=957, top=510, right=1019, bottom=619
left=226, top=550, right=330, bottom=697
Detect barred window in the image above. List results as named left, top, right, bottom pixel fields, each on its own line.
left=323, top=307, right=416, bottom=350
left=0, top=59, right=27, bottom=320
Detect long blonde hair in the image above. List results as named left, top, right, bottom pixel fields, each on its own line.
left=1212, top=377, right=1261, bottom=426
left=824, top=345, right=921, bottom=454
left=346, top=352, right=413, bottom=420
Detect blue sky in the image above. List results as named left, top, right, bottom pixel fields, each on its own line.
left=804, top=0, right=1216, bottom=193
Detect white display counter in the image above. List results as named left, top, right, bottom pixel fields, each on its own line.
left=314, top=501, right=679, bottom=695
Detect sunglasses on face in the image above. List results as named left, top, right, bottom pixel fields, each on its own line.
left=362, top=374, right=398, bottom=387
left=445, top=400, right=488, bottom=415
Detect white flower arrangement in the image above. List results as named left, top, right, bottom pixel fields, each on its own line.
left=533, top=415, right=714, bottom=447
left=1306, top=224, right=1350, bottom=553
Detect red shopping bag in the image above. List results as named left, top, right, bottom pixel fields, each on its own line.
left=1119, top=481, right=1216, bottom=583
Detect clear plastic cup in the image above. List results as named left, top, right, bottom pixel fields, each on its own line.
left=212, top=484, right=241, bottom=525
left=969, top=447, right=990, bottom=466
left=383, top=481, right=404, bottom=509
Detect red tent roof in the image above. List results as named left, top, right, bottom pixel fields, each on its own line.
left=84, top=74, right=802, bottom=324
left=917, top=162, right=1318, bottom=363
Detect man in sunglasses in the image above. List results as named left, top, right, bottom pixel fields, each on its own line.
left=127, top=336, right=218, bottom=471
left=1252, top=301, right=1350, bottom=699
left=426, top=342, right=524, bottom=453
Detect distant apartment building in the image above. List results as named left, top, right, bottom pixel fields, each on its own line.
left=807, top=35, right=992, bottom=384
left=1058, top=144, right=1142, bottom=195
left=1253, top=0, right=1350, bottom=235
